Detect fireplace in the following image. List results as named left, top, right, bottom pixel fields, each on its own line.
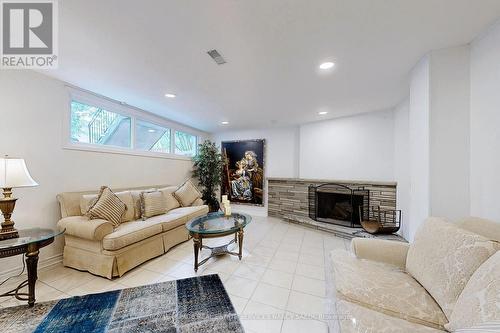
left=309, top=183, right=369, bottom=228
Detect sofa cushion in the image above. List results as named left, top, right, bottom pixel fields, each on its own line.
left=173, top=180, right=202, bottom=207
left=142, top=213, right=188, bottom=232
left=168, top=205, right=209, bottom=221
left=336, top=299, right=447, bottom=333
left=445, top=251, right=500, bottom=331
left=140, top=191, right=167, bottom=219
left=406, top=217, right=499, bottom=318
left=86, top=186, right=127, bottom=227
left=57, top=216, right=113, bottom=241
left=158, top=186, right=181, bottom=211
left=102, top=219, right=163, bottom=251
left=81, top=191, right=135, bottom=222
left=331, top=249, right=447, bottom=329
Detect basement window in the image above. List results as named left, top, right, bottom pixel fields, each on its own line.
left=66, top=88, right=201, bottom=159
left=135, top=120, right=171, bottom=153
left=175, top=131, right=197, bottom=157
left=70, top=101, right=131, bottom=148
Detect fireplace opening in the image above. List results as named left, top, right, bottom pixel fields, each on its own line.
left=309, top=183, right=369, bottom=228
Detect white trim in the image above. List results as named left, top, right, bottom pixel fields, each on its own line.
left=63, top=143, right=193, bottom=161
left=63, top=86, right=205, bottom=160
left=0, top=254, right=63, bottom=281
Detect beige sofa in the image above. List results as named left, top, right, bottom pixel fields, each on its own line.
left=56, top=185, right=208, bottom=279
left=330, top=217, right=499, bottom=332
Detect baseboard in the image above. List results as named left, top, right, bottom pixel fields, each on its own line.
left=0, top=254, right=63, bottom=281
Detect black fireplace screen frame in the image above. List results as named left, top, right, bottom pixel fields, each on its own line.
left=308, top=183, right=370, bottom=228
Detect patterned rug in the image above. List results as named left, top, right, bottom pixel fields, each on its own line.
left=0, top=274, right=244, bottom=333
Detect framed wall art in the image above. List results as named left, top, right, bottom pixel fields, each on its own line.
left=221, top=139, right=265, bottom=206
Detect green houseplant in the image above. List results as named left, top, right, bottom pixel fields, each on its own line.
left=192, top=140, right=223, bottom=212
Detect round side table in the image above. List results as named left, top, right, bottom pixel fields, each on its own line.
left=0, top=228, right=64, bottom=307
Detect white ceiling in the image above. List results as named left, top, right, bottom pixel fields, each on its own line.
left=46, top=0, right=500, bottom=132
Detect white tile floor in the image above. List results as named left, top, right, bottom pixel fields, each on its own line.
left=0, top=216, right=351, bottom=333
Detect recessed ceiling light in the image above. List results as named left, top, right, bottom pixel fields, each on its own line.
left=164, top=93, right=176, bottom=98
left=221, top=121, right=229, bottom=125
left=318, top=111, right=328, bottom=115
left=148, top=129, right=156, bottom=133
left=319, top=62, right=335, bottom=70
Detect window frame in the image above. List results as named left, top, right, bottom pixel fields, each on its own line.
left=134, top=118, right=172, bottom=154
left=63, top=87, right=203, bottom=161
left=174, top=130, right=198, bottom=157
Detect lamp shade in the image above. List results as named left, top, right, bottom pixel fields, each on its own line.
left=0, top=157, right=38, bottom=188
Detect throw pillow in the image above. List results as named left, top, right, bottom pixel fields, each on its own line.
left=445, top=251, right=500, bottom=331
left=86, top=186, right=127, bottom=227
left=81, top=191, right=135, bottom=222
left=130, top=188, right=156, bottom=220
left=158, top=186, right=181, bottom=212
left=406, top=217, right=499, bottom=318
left=140, top=191, right=167, bottom=220
left=173, top=180, right=202, bottom=207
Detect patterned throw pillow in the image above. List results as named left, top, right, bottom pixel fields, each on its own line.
left=173, top=180, right=202, bottom=207
left=140, top=191, right=167, bottom=220
left=81, top=191, right=135, bottom=222
left=86, top=186, right=127, bottom=227
left=130, top=188, right=156, bottom=220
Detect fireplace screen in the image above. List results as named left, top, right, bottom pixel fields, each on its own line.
left=309, top=183, right=369, bottom=228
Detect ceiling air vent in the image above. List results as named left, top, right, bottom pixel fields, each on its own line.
left=207, top=49, right=227, bottom=65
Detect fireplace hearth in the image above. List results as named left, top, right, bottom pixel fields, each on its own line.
left=309, top=183, right=369, bottom=228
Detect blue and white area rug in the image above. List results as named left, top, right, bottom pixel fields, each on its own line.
left=0, top=274, right=244, bottom=333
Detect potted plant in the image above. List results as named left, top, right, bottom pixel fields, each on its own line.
left=192, top=140, right=223, bottom=212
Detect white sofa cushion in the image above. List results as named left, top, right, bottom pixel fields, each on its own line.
left=58, top=216, right=113, bottom=241
left=406, top=217, right=499, bottom=318
left=102, top=219, right=163, bottom=251
left=331, top=249, right=447, bottom=329
left=167, top=205, right=209, bottom=221
left=446, top=251, right=500, bottom=331
left=336, top=299, right=447, bottom=333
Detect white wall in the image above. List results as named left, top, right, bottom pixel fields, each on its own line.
left=299, top=110, right=395, bottom=182
left=213, top=127, right=300, bottom=216
left=0, top=70, right=207, bottom=272
left=470, top=20, right=500, bottom=222
left=408, top=56, right=431, bottom=241
left=429, top=46, right=470, bottom=219
left=393, top=99, right=411, bottom=240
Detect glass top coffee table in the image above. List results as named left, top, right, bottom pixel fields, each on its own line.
left=185, top=212, right=252, bottom=271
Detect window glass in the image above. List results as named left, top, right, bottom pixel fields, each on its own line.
left=70, top=101, right=131, bottom=148
left=175, top=131, right=197, bottom=156
left=135, top=120, right=171, bottom=153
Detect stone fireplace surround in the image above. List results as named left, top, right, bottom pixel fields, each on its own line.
left=268, top=177, right=400, bottom=239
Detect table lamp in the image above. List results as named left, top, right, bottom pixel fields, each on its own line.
left=0, top=156, right=38, bottom=240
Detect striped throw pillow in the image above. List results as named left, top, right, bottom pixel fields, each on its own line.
left=86, top=186, right=127, bottom=227
left=173, top=180, right=202, bottom=207
left=140, top=191, right=167, bottom=220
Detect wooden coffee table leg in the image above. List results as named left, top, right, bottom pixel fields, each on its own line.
left=26, top=243, right=39, bottom=307
left=237, top=229, right=243, bottom=260
left=193, top=236, right=200, bottom=272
